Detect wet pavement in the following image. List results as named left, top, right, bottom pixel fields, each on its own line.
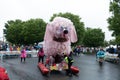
left=0, top=54, right=120, bottom=80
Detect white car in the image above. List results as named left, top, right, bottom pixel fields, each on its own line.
left=104, top=52, right=119, bottom=63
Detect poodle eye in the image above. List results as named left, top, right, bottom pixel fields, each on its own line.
left=64, top=27, right=69, bottom=31
left=65, top=27, right=68, bottom=29
left=60, top=26, right=64, bottom=30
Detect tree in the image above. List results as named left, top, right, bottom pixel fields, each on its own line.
left=83, top=28, right=105, bottom=47
left=107, top=0, right=120, bottom=43
left=115, top=36, right=120, bottom=45
left=109, top=39, right=116, bottom=45
left=4, top=19, right=46, bottom=45
left=50, top=12, right=85, bottom=45
left=22, top=19, right=46, bottom=45
left=5, top=19, right=24, bottom=45
left=103, top=40, right=109, bottom=47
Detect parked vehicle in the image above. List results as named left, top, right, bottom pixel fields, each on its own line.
left=104, top=52, right=119, bottom=64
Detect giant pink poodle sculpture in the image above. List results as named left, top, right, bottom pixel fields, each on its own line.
left=43, top=17, right=77, bottom=62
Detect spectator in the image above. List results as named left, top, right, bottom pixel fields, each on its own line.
left=117, top=47, right=120, bottom=58
left=20, top=47, right=27, bottom=62
left=37, top=48, right=44, bottom=63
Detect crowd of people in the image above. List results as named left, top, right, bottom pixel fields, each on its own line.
left=0, top=43, right=41, bottom=52
left=72, top=45, right=99, bottom=56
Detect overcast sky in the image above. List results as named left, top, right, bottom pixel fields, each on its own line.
left=0, top=0, right=115, bottom=41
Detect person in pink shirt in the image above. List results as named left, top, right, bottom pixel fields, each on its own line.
left=20, top=47, right=27, bottom=62
left=37, top=47, right=44, bottom=63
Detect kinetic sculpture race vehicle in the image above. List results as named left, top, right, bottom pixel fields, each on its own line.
left=0, top=66, right=10, bottom=80
left=38, top=17, right=79, bottom=75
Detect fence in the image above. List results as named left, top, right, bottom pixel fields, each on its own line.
left=0, top=51, right=38, bottom=62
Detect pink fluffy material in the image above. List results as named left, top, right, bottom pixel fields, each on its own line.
left=43, top=17, right=77, bottom=56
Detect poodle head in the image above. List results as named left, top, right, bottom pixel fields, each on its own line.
left=44, top=17, right=77, bottom=43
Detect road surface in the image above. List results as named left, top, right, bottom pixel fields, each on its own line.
left=0, top=54, right=120, bottom=80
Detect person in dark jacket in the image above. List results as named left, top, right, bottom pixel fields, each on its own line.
left=117, top=47, right=120, bottom=58
left=64, top=51, right=74, bottom=76
left=115, top=47, right=120, bottom=63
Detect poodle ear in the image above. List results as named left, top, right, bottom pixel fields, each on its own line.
left=70, top=24, right=78, bottom=43
left=44, top=23, right=53, bottom=42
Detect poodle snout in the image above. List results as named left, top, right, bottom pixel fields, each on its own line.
left=63, top=29, right=68, bottom=34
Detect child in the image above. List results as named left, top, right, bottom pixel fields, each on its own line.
left=20, top=48, right=27, bottom=62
